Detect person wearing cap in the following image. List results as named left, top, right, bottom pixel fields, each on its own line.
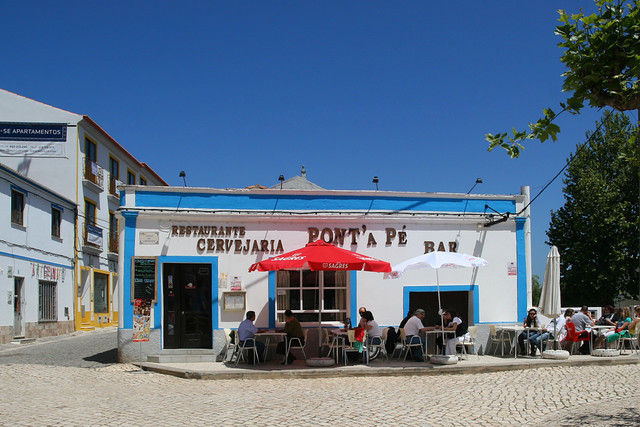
left=403, top=308, right=429, bottom=361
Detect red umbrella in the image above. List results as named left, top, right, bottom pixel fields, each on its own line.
left=249, top=240, right=391, bottom=273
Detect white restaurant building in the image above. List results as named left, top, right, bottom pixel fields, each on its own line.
left=117, top=172, right=533, bottom=362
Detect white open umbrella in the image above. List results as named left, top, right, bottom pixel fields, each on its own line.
left=385, top=251, right=488, bottom=362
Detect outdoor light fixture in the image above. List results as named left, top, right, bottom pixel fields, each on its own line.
left=467, top=178, right=482, bottom=194
left=372, top=176, right=379, bottom=191
left=278, top=174, right=285, bottom=189
left=179, top=171, right=187, bottom=187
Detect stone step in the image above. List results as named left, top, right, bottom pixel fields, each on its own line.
left=147, top=349, right=218, bottom=363
left=80, top=324, right=95, bottom=332
left=11, top=337, right=36, bottom=345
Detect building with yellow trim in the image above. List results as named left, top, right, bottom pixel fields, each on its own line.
left=0, top=89, right=167, bottom=341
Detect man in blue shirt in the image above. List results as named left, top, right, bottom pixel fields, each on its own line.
left=237, top=311, right=265, bottom=363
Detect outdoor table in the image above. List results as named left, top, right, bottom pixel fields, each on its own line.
left=255, top=331, right=288, bottom=364
left=328, top=329, right=348, bottom=365
left=496, top=325, right=523, bottom=358
left=422, top=329, right=456, bottom=357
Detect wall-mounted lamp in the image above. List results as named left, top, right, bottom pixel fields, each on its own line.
left=278, top=174, right=285, bottom=189
left=179, top=171, right=187, bottom=187
left=372, top=176, right=379, bottom=191
left=467, top=178, right=482, bottom=194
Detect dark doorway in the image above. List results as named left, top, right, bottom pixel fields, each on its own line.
left=408, top=291, right=471, bottom=326
left=163, top=263, right=212, bottom=349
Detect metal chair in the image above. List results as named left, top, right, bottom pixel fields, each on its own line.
left=398, top=328, right=424, bottom=361
left=456, top=326, right=479, bottom=360
left=286, top=329, right=308, bottom=362
left=366, top=327, right=389, bottom=362
left=223, top=328, right=237, bottom=363
left=617, top=327, right=639, bottom=355
left=235, top=338, right=260, bottom=366
left=488, top=325, right=513, bottom=356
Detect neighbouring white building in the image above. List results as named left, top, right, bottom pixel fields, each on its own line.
left=0, top=89, right=167, bottom=340
left=116, top=170, right=533, bottom=362
left=0, top=163, right=76, bottom=343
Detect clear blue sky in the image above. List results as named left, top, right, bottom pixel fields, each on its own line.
left=2, top=1, right=609, bottom=279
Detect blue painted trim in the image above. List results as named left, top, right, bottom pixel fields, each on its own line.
left=403, top=284, right=479, bottom=323
left=515, top=217, right=528, bottom=323
left=268, top=272, right=276, bottom=329
left=134, top=191, right=516, bottom=214
left=350, top=271, right=357, bottom=321
left=10, top=184, right=27, bottom=195
left=50, top=203, right=65, bottom=212
left=0, top=250, right=72, bottom=270
left=0, top=163, right=74, bottom=206
left=121, top=211, right=138, bottom=329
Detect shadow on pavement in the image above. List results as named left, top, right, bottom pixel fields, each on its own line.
left=83, top=348, right=118, bottom=364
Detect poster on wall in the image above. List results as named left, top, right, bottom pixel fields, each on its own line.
left=133, top=299, right=151, bottom=342
left=507, top=262, right=517, bottom=276
left=0, top=122, right=67, bottom=157
left=230, top=276, right=242, bottom=291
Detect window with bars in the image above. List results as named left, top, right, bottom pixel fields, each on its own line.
left=275, top=270, right=348, bottom=324
left=39, top=281, right=57, bottom=321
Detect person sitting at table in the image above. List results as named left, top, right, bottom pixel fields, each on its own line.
left=596, top=305, right=620, bottom=327
left=594, top=306, right=632, bottom=349
left=626, top=305, right=640, bottom=333
left=399, top=309, right=414, bottom=329
left=518, top=308, right=540, bottom=356
left=358, top=306, right=368, bottom=329
left=431, top=309, right=468, bottom=356
left=403, top=309, right=430, bottom=361
left=534, top=309, right=571, bottom=352
left=361, top=310, right=382, bottom=345
left=276, top=309, right=305, bottom=364
left=571, top=305, right=595, bottom=354
left=237, top=310, right=265, bottom=363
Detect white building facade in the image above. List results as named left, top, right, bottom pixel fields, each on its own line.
left=0, top=89, right=167, bottom=335
left=117, top=185, right=532, bottom=362
left=0, top=163, right=76, bottom=343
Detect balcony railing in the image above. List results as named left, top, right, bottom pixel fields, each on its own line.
left=108, top=231, right=119, bottom=254
left=83, top=222, right=103, bottom=251
left=108, top=175, right=122, bottom=199
left=83, top=157, right=104, bottom=190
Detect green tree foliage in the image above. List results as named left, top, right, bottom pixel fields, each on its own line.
left=486, top=0, right=640, bottom=158
left=531, top=274, right=542, bottom=306
left=547, top=112, right=638, bottom=305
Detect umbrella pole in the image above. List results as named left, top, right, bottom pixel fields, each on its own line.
left=437, top=269, right=445, bottom=355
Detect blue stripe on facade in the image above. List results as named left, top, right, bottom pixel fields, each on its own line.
left=515, top=217, right=528, bottom=322
left=350, top=271, right=358, bottom=322
left=0, top=251, right=72, bottom=269
left=403, top=285, right=479, bottom=324
left=121, top=212, right=138, bottom=329
left=134, top=191, right=516, bottom=214
left=268, top=272, right=276, bottom=329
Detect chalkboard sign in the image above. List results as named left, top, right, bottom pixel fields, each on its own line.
left=132, top=257, right=157, bottom=302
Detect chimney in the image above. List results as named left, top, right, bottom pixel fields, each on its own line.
left=301, top=165, right=306, bottom=179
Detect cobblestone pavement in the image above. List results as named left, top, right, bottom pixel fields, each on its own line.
left=1, top=329, right=639, bottom=426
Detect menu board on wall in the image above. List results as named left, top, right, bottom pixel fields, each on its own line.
left=132, top=257, right=157, bottom=302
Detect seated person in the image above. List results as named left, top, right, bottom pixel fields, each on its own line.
left=596, top=305, right=620, bottom=326
left=403, top=309, right=430, bottom=361
left=237, top=310, right=265, bottom=362
left=595, top=306, right=632, bottom=348
left=518, top=309, right=540, bottom=356
left=626, top=306, right=640, bottom=335
left=361, top=310, right=382, bottom=346
left=535, top=310, right=570, bottom=351
left=428, top=309, right=467, bottom=356
left=277, top=309, right=305, bottom=364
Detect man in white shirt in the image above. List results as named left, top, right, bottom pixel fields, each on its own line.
left=535, top=313, right=568, bottom=351
left=403, top=309, right=429, bottom=361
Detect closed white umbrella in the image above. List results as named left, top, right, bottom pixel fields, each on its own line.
left=538, top=246, right=568, bottom=358
left=539, top=246, right=561, bottom=318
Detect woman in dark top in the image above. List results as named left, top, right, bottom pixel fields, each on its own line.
left=518, top=308, right=540, bottom=356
